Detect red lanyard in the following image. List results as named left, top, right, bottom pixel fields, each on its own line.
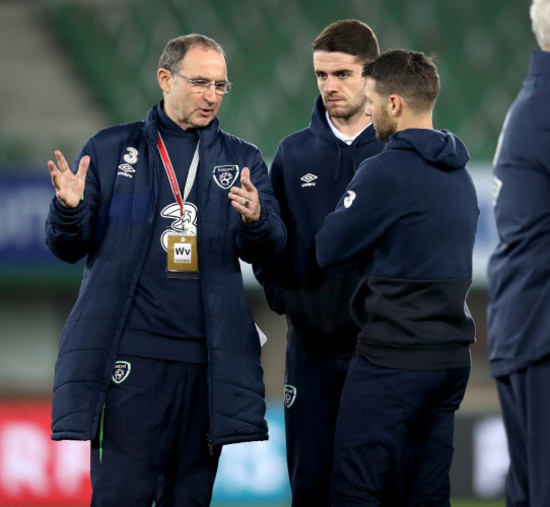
left=157, top=133, right=200, bottom=217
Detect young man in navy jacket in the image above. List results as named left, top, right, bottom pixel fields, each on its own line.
left=487, top=1, right=550, bottom=504
left=254, top=20, right=384, bottom=506
left=316, top=50, right=479, bottom=506
left=46, top=34, right=285, bottom=506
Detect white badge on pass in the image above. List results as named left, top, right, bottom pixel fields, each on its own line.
left=166, top=234, right=199, bottom=278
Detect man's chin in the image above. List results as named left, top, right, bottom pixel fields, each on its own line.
left=192, top=115, right=213, bottom=128
left=324, top=102, right=347, bottom=116
left=375, top=130, right=391, bottom=142
left=327, top=108, right=360, bottom=123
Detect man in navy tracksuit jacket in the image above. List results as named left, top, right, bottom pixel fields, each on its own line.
left=254, top=20, right=383, bottom=506
left=316, top=50, right=478, bottom=506
left=487, top=2, right=550, bottom=504
left=45, top=35, right=285, bottom=506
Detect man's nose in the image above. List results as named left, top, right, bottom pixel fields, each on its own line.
left=364, top=104, right=372, bottom=117
left=203, top=84, right=217, bottom=100
left=324, top=76, right=338, bottom=92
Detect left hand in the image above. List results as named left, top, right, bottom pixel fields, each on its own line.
left=228, top=167, right=261, bottom=223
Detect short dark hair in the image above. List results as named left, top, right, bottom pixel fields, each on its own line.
left=313, top=19, right=380, bottom=64
left=158, top=34, right=225, bottom=73
left=363, top=50, right=440, bottom=113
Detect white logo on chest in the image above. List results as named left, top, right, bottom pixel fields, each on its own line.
left=160, top=202, right=198, bottom=251
left=118, top=147, right=139, bottom=179
left=300, top=173, right=318, bottom=188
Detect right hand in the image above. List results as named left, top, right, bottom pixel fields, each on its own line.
left=48, top=150, right=90, bottom=208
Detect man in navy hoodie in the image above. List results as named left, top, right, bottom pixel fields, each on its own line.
left=254, top=20, right=384, bottom=506
left=46, top=34, right=285, bottom=506
left=316, top=50, right=479, bottom=506
left=487, top=1, right=550, bottom=505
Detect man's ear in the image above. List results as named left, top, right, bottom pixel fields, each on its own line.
left=388, top=94, right=404, bottom=118
left=157, top=68, right=172, bottom=94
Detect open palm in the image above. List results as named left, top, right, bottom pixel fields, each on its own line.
left=47, top=150, right=90, bottom=208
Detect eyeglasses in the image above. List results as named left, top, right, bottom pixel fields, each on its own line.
left=173, top=71, right=233, bottom=95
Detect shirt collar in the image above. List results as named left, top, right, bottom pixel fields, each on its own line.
left=325, top=111, right=369, bottom=145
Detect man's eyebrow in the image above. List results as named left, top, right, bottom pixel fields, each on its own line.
left=315, top=68, right=355, bottom=74
left=187, top=74, right=228, bottom=82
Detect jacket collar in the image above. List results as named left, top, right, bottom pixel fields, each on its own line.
left=309, top=95, right=377, bottom=146
left=143, top=101, right=221, bottom=148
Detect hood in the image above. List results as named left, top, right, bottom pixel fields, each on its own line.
left=309, top=95, right=380, bottom=147
left=307, top=95, right=381, bottom=182
left=309, top=95, right=339, bottom=142
left=388, top=129, right=470, bottom=171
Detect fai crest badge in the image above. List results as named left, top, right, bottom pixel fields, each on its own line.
left=284, top=384, right=297, bottom=408
left=112, top=361, right=131, bottom=384
left=213, top=165, right=239, bottom=189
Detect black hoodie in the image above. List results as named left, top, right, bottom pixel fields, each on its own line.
left=316, top=129, right=479, bottom=370
left=255, top=95, right=384, bottom=357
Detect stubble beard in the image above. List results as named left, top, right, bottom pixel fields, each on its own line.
left=375, top=127, right=393, bottom=142
left=327, top=103, right=365, bottom=123
left=373, top=110, right=397, bottom=142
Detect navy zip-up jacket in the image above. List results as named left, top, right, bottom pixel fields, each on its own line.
left=255, top=96, right=384, bottom=356
left=487, top=50, right=550, bottom=378
left=316, top=129, right=479, bottom=370
left=45, top=104, right=286, bottom=445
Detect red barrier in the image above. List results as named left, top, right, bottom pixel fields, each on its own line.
left=0, top=401, right=90, bottom=506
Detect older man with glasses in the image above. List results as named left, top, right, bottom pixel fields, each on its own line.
left=45, top=33, right=285, bottom=506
